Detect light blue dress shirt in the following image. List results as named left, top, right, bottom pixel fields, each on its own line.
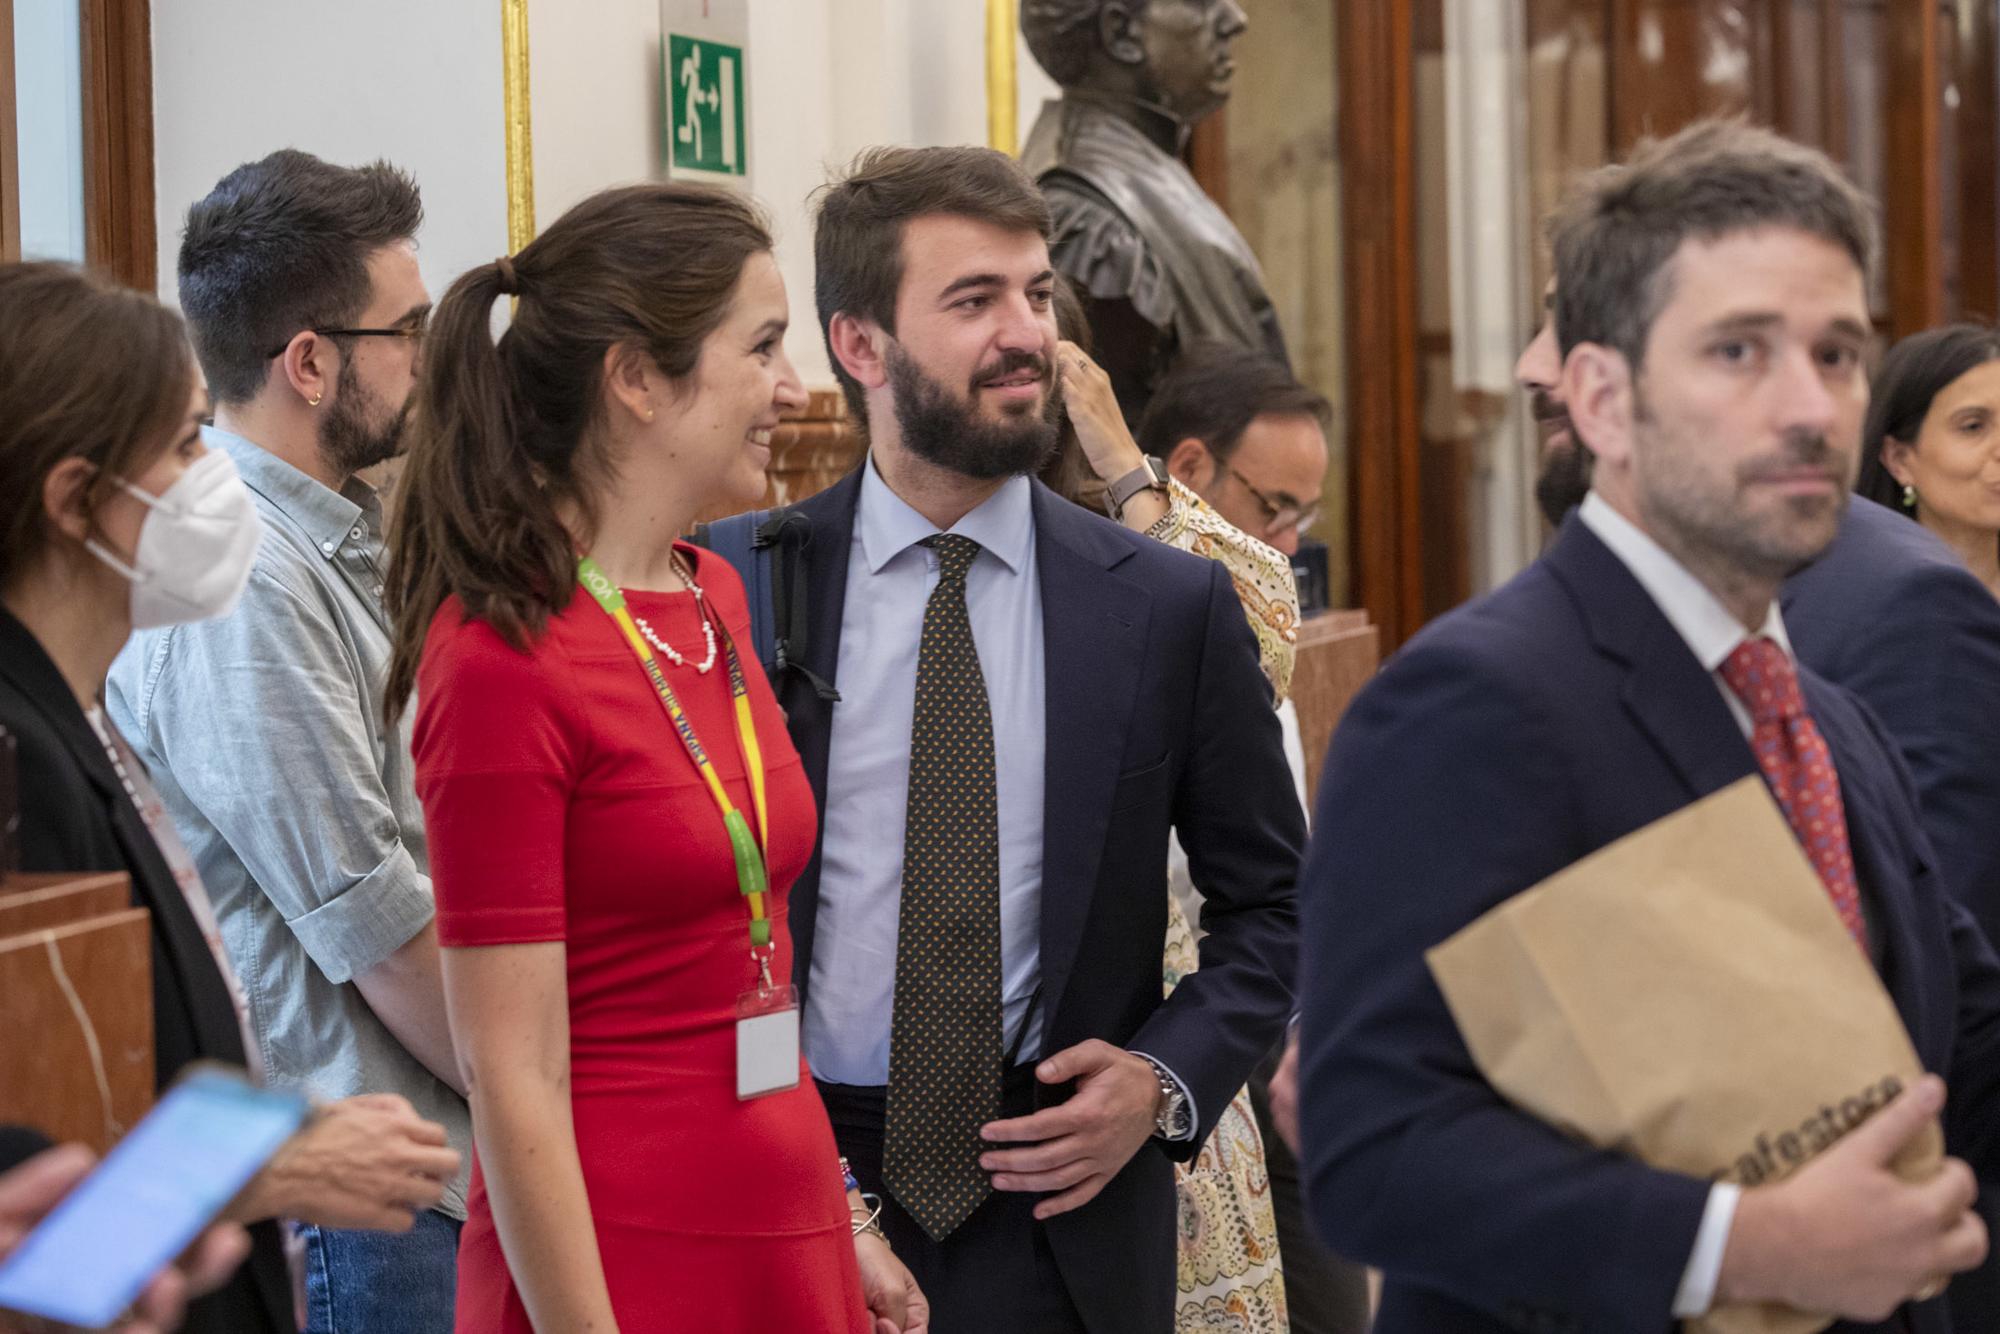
left=804, top=462, right=1048, bottom=1086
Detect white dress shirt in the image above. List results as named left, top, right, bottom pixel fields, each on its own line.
left=1579, top=491, right=1801, bottom=1317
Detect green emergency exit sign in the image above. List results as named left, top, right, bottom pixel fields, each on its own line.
left=667, top=34, right=746, bottom=177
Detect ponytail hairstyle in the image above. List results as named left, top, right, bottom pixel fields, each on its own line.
left=383, top=183, right=773, bottom=720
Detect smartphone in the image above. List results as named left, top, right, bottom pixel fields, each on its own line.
left=0, top=1066, right=308, bottom=1329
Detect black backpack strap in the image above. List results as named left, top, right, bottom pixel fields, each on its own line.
left=692, top=507, right=840, bottom=704
left=755, top=510, right=840, bottom=703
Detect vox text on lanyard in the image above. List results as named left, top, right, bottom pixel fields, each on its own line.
left=576, top=555, right=800, bottom=1100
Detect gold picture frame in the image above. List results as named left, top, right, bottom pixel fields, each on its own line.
left=501, top=0, right=535, bottom=252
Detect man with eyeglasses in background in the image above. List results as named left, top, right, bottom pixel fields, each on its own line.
left=1136, top=341, right=1331, bottom=559
left=107, top=150, right=469, bottom=1333
left=1131, top=341, right=1369, bottom=1333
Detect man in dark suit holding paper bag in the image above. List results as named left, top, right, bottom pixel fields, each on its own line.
left=1296, top=119, right=2000, bottom=1333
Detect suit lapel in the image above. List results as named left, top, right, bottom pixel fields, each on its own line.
left=1810, top=679, right=1934, bottom=1046
left=1031, top=486, right=1148, bottom=1026
left=1544, top=519, right=1758, bottom=802
left=785, top=467, right=862, bottom=808
left=782, top=468, right=860, bottom=1000
left=1548, top=526, right=1937, bottom=1041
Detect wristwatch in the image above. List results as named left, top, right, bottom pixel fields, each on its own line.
left=1105, top=455, right=1171, bottom=521
left=1136, top=1054, right=1193, bottom=1140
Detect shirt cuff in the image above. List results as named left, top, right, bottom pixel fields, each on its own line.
left=1672, top=1182, right=1741, bottom=1317
left=1129, top=1051, right=1199, bottom=1142
left=286, top=851, right=436, bottom=985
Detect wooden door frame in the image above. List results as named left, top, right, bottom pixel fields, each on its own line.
left=80, top=0, right=154, bottom=289
left=1883, top=0, right=1945, bottom=336
left=1, top=0, right=19, bottom=263
left=1335, top=0, right=1424, bottom=648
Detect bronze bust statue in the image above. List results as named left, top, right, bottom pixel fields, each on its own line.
left=1020, top=0, right=1288, bottom=419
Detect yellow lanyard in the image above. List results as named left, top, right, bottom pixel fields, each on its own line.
left=576, top=556, right=773, bottom=953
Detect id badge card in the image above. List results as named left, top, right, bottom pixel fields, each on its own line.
left=735, top=984, right=801, bottom=1100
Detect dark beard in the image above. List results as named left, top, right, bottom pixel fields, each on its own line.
left=1535, top=435, right=1593, bottom=527
left=885, top=343, right=1061, bottom=481
left=319, top=360, right=408, bottom=478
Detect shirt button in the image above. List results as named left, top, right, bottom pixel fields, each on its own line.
left=320, top=540, right=335, bottom=554
left=350, top=526, right=363, bottom=540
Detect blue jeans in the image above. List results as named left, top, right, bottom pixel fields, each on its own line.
left=300, top=1210, right=460, bottom=1334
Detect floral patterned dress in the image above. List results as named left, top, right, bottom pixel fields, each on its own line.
left=1150, top=479, right=1298, bottom=1333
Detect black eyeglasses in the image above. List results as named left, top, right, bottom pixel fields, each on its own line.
left=1227, top=463, right=1322, bottom=538
left=264, top=326, right=427, bottom=359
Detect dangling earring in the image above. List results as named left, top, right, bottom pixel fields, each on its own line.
left=1902, top=482, right=1918, bottom=511
left=308, top=391, right=323, bottom=407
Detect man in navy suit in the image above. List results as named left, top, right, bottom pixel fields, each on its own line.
left=776, top=144, right=1300, bottom=1334
left=1519, top=286, right=2000, bottom=953
left=1298, top=119, right=2000, bottom=1332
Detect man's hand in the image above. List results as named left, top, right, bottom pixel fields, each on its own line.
left=854, top=1229, right=929, bottom=1334
left=0, top=1143, right=251, bottom=1334
left=237, top=1094, right=459, bottom=1231
left=1269, top=1030, right=1302, bottom=1157
left=978, top=1040, right=1162, bottom=1221
left=1715, top=1075, right=1986, bottom=1319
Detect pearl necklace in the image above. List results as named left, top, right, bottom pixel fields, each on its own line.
left=629, top=553, right=717, bottom=674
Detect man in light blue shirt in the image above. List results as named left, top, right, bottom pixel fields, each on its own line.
left=107, top=151, right=467, bottom=1334
left=775, top=145, right=1301, bottom=1334
left=804, top=463, right=1049, bottom=1082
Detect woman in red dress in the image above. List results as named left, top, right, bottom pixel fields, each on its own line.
left=384, top=184, right=928, bottom=1334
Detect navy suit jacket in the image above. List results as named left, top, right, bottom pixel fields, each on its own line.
left=1297, top=518, right=2000, bottom=1334
left=1783, top=496, right=2000, bottom=945
left=775, top=468, right=1302, bottom=1334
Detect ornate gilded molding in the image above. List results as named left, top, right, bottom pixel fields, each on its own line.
left=986, top=0, right=1018, bottom=155
left=501, top=0, right=535, bottom=252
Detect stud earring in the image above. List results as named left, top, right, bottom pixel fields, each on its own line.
left=1902, top=482, right=1918, bottom=511
left=308, top=391, right=322, bottom=407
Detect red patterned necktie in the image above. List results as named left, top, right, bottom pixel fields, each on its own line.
left=1716, top=636, right=1870, bottom=952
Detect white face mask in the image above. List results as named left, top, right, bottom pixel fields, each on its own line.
left=85, top=449, right=264, bottom=629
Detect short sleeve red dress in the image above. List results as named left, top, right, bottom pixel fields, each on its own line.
left=412, top=543, right=868, bottom=1334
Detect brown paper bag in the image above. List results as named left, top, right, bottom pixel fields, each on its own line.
left=1425, top=777, right=1941, bottom=1334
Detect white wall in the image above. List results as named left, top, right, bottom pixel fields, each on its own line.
left=152, top=1, right=1054, bottom=387
left=527, top=0, right=1057, bottom=386
left=151, top=0, right=506, bottom=310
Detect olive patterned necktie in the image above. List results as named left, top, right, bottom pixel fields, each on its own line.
left=882, top=533, right=1004, bottom=1241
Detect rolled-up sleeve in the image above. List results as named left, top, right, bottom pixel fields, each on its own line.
left=132, top=568, right=434, bottom=984
left=285, top=845, right=436, bottom=985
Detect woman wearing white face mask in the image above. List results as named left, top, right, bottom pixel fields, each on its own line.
left=0, top=262, right=461, bottom=1334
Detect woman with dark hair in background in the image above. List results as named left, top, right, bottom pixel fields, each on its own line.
left=1858, top=323, right=2000, bottom=599
left=385, top=184, right=925, bottom=1334
left=0, top=261, right=460, bottom=1334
